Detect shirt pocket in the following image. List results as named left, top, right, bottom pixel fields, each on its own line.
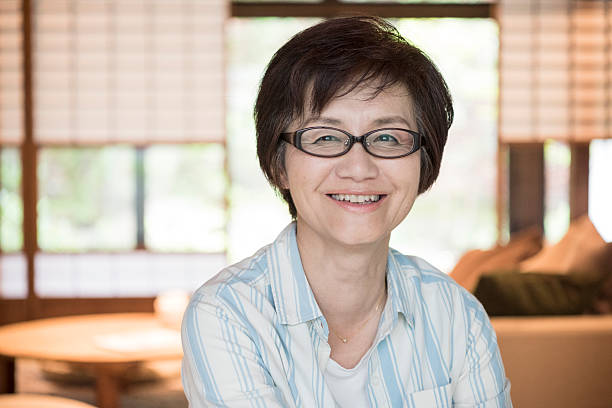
left=407, top=382, right=453, bottom=408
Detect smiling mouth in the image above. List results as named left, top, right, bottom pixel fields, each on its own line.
left=329, top=194, right=384, bottom=204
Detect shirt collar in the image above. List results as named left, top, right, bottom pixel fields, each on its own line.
left=267, top=222, right=322, bottom=325
left=386, top=248, right=417, bottom=328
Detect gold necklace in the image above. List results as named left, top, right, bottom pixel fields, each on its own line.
left=330, top=292, right=386, bottom=344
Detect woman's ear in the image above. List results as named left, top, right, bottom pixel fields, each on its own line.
left=279, top=169, right=289, bottom=189
left=276, top=147, right=290, bottom=189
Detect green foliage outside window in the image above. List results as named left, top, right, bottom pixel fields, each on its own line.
left=38, top=147, right=136, bottom=251
left=145, top=144, right=226, bottom=253
left=0, top=148, right=23, bottom=252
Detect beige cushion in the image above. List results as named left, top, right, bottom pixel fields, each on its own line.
left=449, top=227, right=542, bottom=292
left=520, top=215, right=609, bottom=282
left=448, top=249, right=492, bottom=292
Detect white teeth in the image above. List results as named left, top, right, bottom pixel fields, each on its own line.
left=330, top=194, right=381, bottom=203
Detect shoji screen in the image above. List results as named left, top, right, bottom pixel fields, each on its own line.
left=0, top=0, right=23, bottom=145
left=33, top=0, right=227, bottom=144
left=499, top=0, right=611, bottom=142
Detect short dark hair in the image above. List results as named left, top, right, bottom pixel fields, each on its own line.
left=255, top=16, right=453, bottom=219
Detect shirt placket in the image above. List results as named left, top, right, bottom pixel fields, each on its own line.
left=311, top=317, right=341, bottom=407
left=366, top=296, right=400, bottom=406
left=312, top=317, right=331, bottom=369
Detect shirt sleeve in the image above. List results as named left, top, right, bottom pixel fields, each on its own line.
left=181, top=296, right=288, bottom=408
left=453, top=300, right=513, bottom=408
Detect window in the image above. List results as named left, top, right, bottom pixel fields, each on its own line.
left=0, top=147, right=26, bottom=299
left=544, top=141, right=570, bottom=243
left=0, top=0, right=227, bottom=299
left=542, top=140, right=611, bottom=244
left=0, top=148, right=22, bottom=253
left=38, top=147, right=137, bottom=252
left=590, top=140, right=612, bottom=241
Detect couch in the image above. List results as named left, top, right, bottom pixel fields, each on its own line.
left=492, top=315, right=612, bottom=408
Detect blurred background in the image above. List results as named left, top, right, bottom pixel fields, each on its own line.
left=0, top=1, right=611, bottom=407
left=2, top=1, right=609, bottom=303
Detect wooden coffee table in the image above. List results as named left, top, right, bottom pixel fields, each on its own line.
left=0, top=313, right=182, bottom=408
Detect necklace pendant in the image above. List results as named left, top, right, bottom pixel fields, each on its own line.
left=341, top=338, right=348, bottom=343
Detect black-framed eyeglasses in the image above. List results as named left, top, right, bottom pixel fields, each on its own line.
left=280, top=126, right=421, bottom=159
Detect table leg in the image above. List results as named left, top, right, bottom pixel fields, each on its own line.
left=95, top=365, right=122, bottom=408
left=0, top=356, right=15, bottom=393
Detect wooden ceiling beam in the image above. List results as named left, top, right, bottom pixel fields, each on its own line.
left=231, top=1, right=495, bottom=19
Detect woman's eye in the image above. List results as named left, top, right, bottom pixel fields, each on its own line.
left=373, top=134, right=399, bottom=144
left=314, top=135, right=341, bottom=143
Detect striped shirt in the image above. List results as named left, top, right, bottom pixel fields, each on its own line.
left=182, top=223, right=512, bottom=407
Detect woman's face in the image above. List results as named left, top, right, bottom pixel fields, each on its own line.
left=282, top=83, right=421, bottom=248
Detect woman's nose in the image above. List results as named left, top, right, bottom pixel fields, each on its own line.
left=334, top=142, right=379, bottom=181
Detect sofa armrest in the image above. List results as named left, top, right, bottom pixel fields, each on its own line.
left=491, top=315, right=612, bottom=408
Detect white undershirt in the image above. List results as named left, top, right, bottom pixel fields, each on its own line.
left=325, top=353, right=370, bottom=408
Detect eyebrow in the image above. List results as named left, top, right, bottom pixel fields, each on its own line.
left=371, top=116, right=412, bottom=127
left=305, top=115, right=412, bottom=128
left=304, top=116, right=343, bottom=126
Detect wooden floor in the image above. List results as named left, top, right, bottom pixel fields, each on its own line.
left=15, top=359, right=187, bottom=408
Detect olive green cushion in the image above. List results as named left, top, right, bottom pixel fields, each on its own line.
left=474, top=270, right=602, bottom=316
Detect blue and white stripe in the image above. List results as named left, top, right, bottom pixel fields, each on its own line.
left=182, top=223, right=512, bottom=407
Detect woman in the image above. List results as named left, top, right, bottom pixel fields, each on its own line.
left=182, top=16, right=511, bottom=407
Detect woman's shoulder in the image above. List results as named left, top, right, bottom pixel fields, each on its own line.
left=389, top=249, right=457, bottom=286
left=389, top=249, right=492, bottom=343
left=188, top=244, right=276, bottom=319
left=193, top=223, right=298, bottom=303
left=389, top=249, right=483, bottom=311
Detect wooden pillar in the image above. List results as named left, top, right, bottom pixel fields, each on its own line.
left=569, top=142, right=589, bottom=220
left=508, top=143, right=545, bottom=235
left=21, top=0, right=40, bottom=319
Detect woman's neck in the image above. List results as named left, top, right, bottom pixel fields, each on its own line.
left=295, top=220, right=389, bottom=327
